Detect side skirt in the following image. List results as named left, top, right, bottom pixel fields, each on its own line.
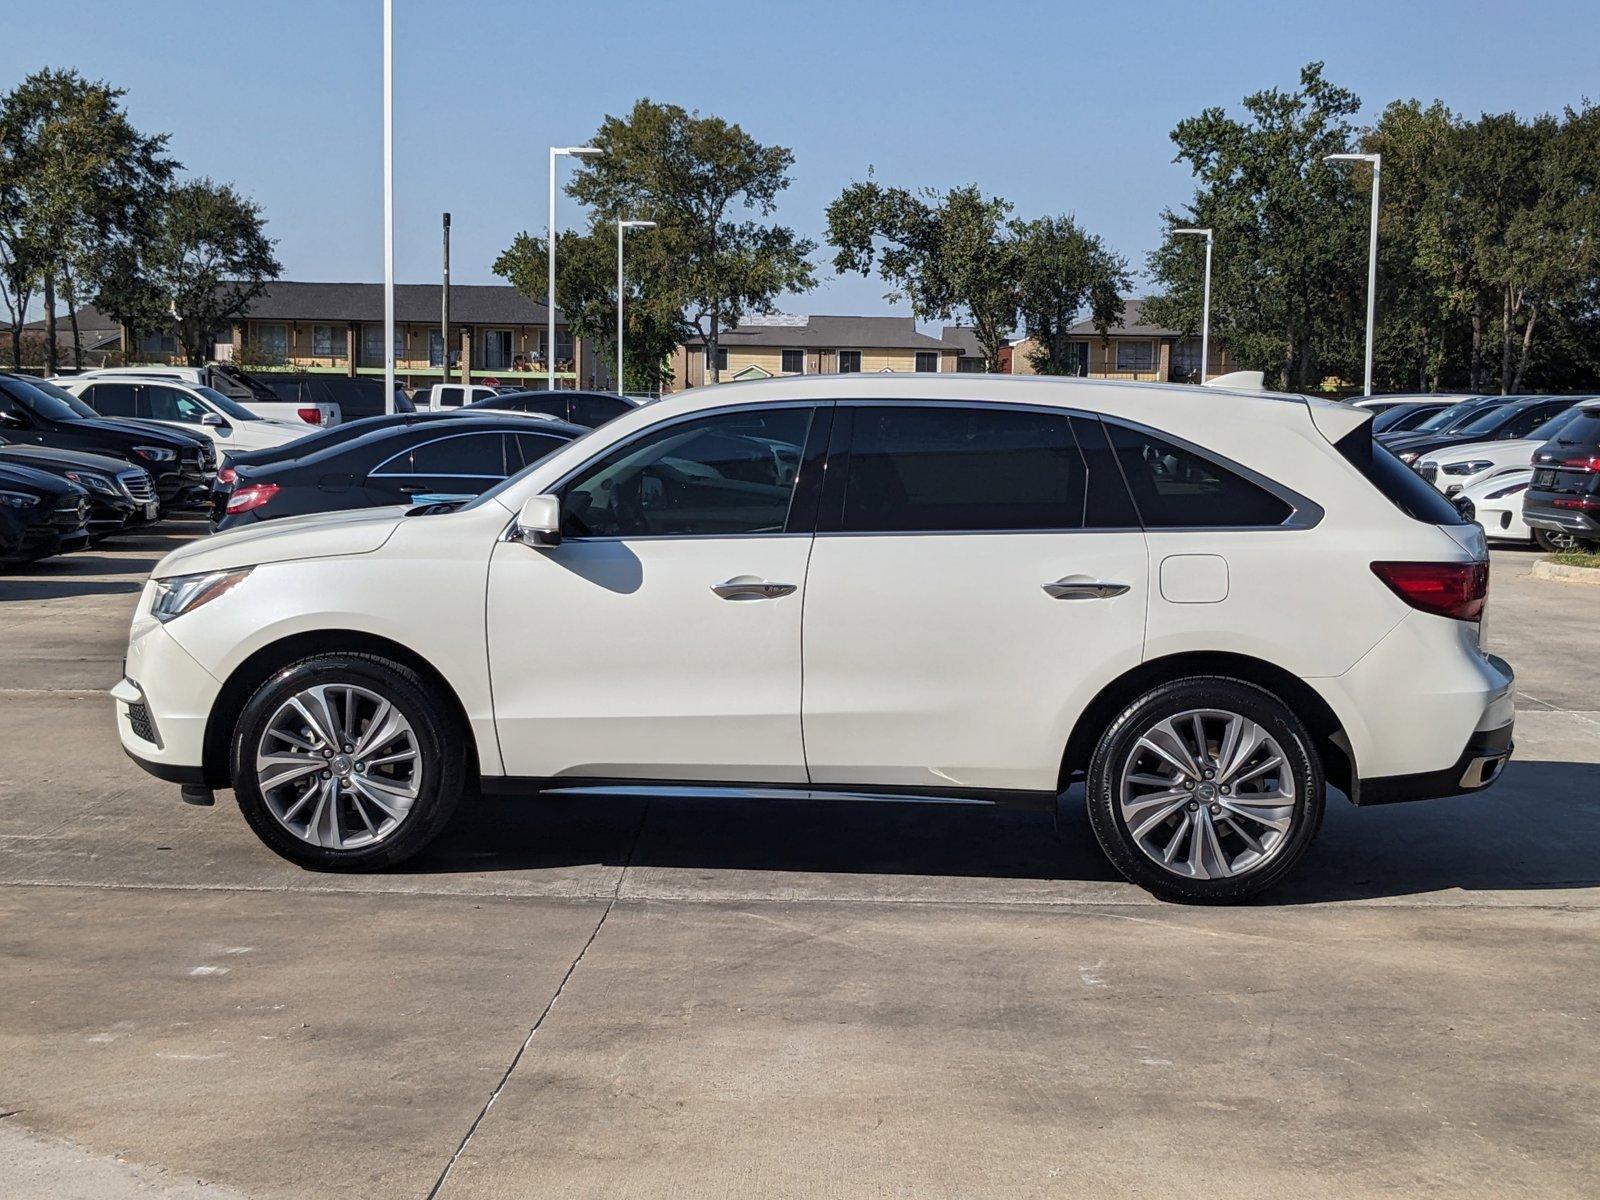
left=477, top=776, right=1060, bottom=813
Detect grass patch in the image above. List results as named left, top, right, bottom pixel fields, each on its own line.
left=1548, top=549, right=1600, bottom=569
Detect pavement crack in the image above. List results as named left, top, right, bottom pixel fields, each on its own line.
left=424, top=799, right=650, bottom=1200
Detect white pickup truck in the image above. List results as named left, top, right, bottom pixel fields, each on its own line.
left=414, top=383, right=523, bottom=410
left=70, top=365, right=340, bottom=427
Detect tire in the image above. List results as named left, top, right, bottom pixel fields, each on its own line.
left=1084, top=676, right=1324, bottom=904
left=1534, top=527, right=1581, bottom=553
left=231, top=652, right=466, bottom=870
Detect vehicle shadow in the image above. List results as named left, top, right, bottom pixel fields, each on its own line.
left=409, top=756, right=1600, bottom=904
left=0, top=515, right=207, bottom=602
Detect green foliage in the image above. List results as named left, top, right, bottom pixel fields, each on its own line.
left=1014, top=216, right=1129, bottom=375
left=559, top=99, right=816, bottom=382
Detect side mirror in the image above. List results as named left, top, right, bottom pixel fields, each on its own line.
left=513, top=493, right=562, bottom=547
left=201, top=412, right=225, bottom=427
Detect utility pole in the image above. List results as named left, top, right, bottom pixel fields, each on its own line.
left=441, top=212, right=451, bottom=385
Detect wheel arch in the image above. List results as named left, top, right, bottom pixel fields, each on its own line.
left=1058, top=651, right=1355, bottom=802
left=200, top=629, right=480, bottom=788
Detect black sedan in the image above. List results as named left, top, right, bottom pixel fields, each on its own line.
left=0, top=440, right=159, bottom=537
left=1380, top=395, right=1578, bottom=465
left=214, top=413, right=582, bottom=530
left=465, top=388, right=639, bottom=428
left=0, top=461, right=92, bottom=565
left=0, top=372, right=214, bottom=509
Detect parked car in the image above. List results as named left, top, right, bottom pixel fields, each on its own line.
left=1351, top=393, right=1480, bottom=415
left=1368, top=401, right=1455, bottom=435
left=1380, top=396, right=1571, bottom=464
left=0, top=373, right=215, bottom=510
left=464, top=388, right=639, bottom=428
left=1415, top=403, right=1589, bottom=495
left=55, top=376, right=311, bottom=458
left=258, top=374, right=413, bottom=423
left=1524, top=401, right=1600, bottom=551
left=1459, top=469, right=1535, bottom=545
left=0, top=440, right=158, bottom=537
left=116, top=375, right=1513, bottom=904
left=213, top=412, right=581, bottom=529
left=0, top=461, right=91, bottom=565
left=415, top=383, right=522, bottom=410
left=68, top=366, right=338, bottom=427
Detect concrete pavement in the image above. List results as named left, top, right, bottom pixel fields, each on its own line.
left=1, top=525, right=1597, bottom=1198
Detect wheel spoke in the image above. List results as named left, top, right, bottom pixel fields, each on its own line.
left=306, top=777, right=341, bottom=849
left=355, top=700, right=407, bottom=759
left=1219, top=792, right=1294, bottom=832
left=366, top=748, right=417, bottom=769
left=288, top=692, right=339, bottom=750
left=1229, top=755, right=1285, bottom=788
left=1216, top=718, right=1268, bottom=784
left=1130, top=795, right=1190, bottom=841
left=256, top=752, right=324, bottom=792
left=1160, top=813, right=1192, bottom=864
left=1138, top=720, right=1202, bottom=779
left=350, top=774, right=413, bottom=820
left=349, top=789, right=380, bottom=836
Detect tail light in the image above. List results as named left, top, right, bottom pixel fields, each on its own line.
left=1558, top=454, right=1600, bottom=472
left=225, top=483, right=279, bottom=515
left=217, top=466, right=237, bottom=486
left=297, top=407, right=323, bottom=426
left=1371, top=561, right=1488, bottom=622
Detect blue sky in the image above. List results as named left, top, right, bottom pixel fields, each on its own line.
left=6, top=0, right=1598, bottom=325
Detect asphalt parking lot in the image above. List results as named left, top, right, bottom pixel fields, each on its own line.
left=1, top=520, right=1597, bottom=1199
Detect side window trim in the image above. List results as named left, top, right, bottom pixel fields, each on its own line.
left=371, top=431, right=509, bottom=479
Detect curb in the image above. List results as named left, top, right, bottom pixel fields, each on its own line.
left=1532, top=559, right=1600, bottom=586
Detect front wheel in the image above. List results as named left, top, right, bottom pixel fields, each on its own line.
left=231, top=653, right=466, bottom=870
left=1085, top=677, right=1324, bottom=903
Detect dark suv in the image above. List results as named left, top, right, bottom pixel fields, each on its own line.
left=0, top=372, right=214, bottom=510
left=0, top=440, right=158, bottom=537
left=0, top=461, right=91, bottom=564
left=1525, top=402, right=1600, bottom=551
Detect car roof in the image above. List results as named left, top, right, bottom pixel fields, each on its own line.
left=288, top=411, right=583, bottom=464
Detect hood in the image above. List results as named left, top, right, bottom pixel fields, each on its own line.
left=152, top=504, right=407, bottom=578
left=75, top=416, right=206, bottom=448
left=0, top=460, right=81, bottom=498
left=242, top=421, right=311, bottom=446
left=0, top=443, right=135, bottom=474
left=1419, top=437, right=1541, bottom=467
left=1462, top=468, right=1533, bottom=499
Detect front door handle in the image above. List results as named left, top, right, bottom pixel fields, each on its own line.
left=1043, top=577, right=1130, bottom=600
left=711, top=576, right=797, bottom=601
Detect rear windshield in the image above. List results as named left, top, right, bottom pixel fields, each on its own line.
left=1548, top=408, right=1600, bottom=447
left=1336, top=426, right=1467, bottom=525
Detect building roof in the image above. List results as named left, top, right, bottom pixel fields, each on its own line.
left=1066, top=297, right=1183, bottom=339
left=23, top=303, right=122, bottom=337
left=687, top=314, right=952, bottom=351
left=939, top=326, right=985, bottom=357
left=236, top=281, right=557, bottom=325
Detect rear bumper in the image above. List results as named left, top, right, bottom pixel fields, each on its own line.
left=1355, top=719, right=1514, bottom=805
left=1522, top=501, right=1600, bottom=537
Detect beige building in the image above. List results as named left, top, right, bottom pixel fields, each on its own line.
left=671, top=314, right=960, bottom=391
left=1008, top=298, right=1230, bottom=383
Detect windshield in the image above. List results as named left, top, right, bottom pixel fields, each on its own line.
left=1527, top=407, right=1581, bottom=442
left=1414, top=399, right=1492, bottom=432
left=1371, top=405, right=1433, bottom=433
left=1457, top=405, right=1521, bottom=436
left=1, top=374, right=98, bottom=421
left=193, top=386, right=262, bottom=421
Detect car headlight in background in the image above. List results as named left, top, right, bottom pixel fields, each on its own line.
left=65, top=470, right=117, bottom=495
left=133, top=445, right=177, bottom=463
left=150, top=568, right=252, bottom=623
left=0, top=489, right=40, bottom=509
left=1442, top=460, right=1493, bottom=476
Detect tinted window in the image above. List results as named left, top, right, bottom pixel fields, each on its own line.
left=1336, top=430, right=1467, bottom=525
left=143, top=385, right=210, bottom=424
left=85, top=383, right=137, bottom=418
left=1549, top=408, right=1600, bottom=448
left=1416, top=399, right=1494, bottom=432
left=569, top=394, right=630, bottom=427
left=403, top=432, right=508, bottom=477
left=496, top=394, right=567, bottom=419
left=0, top=375, right=94, bottom=421
left=1495, top=402, right=1572, bottom=440
left=510, top=432, right=569, bottom=471
left=840, top=406, right=1095, bottom=533
left=1372, top=404, right=1443, bottom=433
left=1104, top=421, right=1293, bottom=528
left=561, top=407, right=812, bottom=538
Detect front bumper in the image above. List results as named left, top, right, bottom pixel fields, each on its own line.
left=112, top=604, right=224, bottom=784
left=1356, top=719, right=1515, bottom=804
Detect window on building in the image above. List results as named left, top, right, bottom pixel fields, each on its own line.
left=480, top=330, right=513, bottom=371
left=361, top=324, right=402, bottom=366
left=914, top=351, right=938, bottom=373
left=781, top=348, right=804, bottom=374
left=136, top=333, right=178, bottom=357
left=1103, top=421, right=1293, bottom=528
left=956, top=357, right=985, bottom=373
left=1115, top=340, right=1154, bottom=373
left=1172, top=339, right=1201, bottom=380
left=312, top=325, right=343, bottom=358
left=254, top=324, right=288, bottom=363
left=428, top=329, right=445, bottom=368
left=837, top=350, right=862, bottom=373
left=706, top=346, right=729, bottom=372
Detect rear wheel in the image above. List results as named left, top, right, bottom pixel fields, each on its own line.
left=231, top=653, right=466, bottom=870
left=1534, top=528, right=1583, bottom=553
left=1085, top=677, right=1324, bottom=903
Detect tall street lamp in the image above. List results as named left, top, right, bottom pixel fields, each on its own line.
left=548, top=145, right=604, bottom=390
left=616, top=218, right=657, bottom=394
left=1325, top=151, right=1382, bottom=396
left=1173, top=227, right=1213, bottom=384
left=382, top=0, right=395, bottom=411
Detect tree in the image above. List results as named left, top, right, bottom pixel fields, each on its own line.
left=137, top=178, right=279, bottom=366
left=0, top=68, right=173, bottom=372
left=826, top=180, right=1016, bottom=371
left=494, top=225, right=686, bottom=392
left=1013, top=216, right=1129, bottom=375
left=1145, top=62, right=1367, bottom=391
left=560, top=99, right=815, bottom=383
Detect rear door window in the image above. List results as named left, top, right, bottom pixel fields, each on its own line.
left=569, top=394, right=631, bottom=427
left=1102, top=421, right=1294, bottom=528
left=401, top=432, right=509, bottom=478
left=84, top=383, right=137, bottom=418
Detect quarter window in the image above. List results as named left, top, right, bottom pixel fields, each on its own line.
left=560, top=407, right=813, bottom=538
left=838, top=406, right=1101, bottom=533
left=376, top=433, right=508, bottom=478
left=1103, top=421, right=1293, bottom=528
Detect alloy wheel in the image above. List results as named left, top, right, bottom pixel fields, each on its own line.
left=254, top=683, right=422, bottom=850
left=1117, top=708, right=1295, bottom=880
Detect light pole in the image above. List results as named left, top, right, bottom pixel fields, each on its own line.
left=547, top=145, right=604, bottom=390
left=382, top=0, right=395, bottom=411
left=1325, top=151, right=1382, bottom=396
left=616, top=218, right=657, bottom=394
left=1173, top=227, right=1213, bottom=384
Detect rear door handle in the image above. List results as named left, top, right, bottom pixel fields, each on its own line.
left=1043, top=578, right=1130, bottom=600
left=711, top=577, right=797, bottom=601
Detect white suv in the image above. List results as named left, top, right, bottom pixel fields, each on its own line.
left=56, top=377, right=311, bottom=456
left=112, top=376, right=1515, bottom=902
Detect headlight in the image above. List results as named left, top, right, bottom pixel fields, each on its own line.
left=1398, top=450, right=1420, bottom=464
left=150, top=568, right=251, bottom=623
left=65, top=470, right=116, bottom=495
left=0, top=489, right=40, bottom=510
left=1442, top=460, right=1493, bottom=476
left=134, top=445, right=177, bottom=463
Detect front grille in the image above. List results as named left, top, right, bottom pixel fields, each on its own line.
left=51, top=497, right=89, bottom=527
left=180, top=446, right=202, bottom=468
left=119, top=469, right=155, bottom=501
left=1417, top=462, right=1439, bottom=484
left=128, top=701, right=158, bottom=745
left=199, top=444, right=218, bottom=471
